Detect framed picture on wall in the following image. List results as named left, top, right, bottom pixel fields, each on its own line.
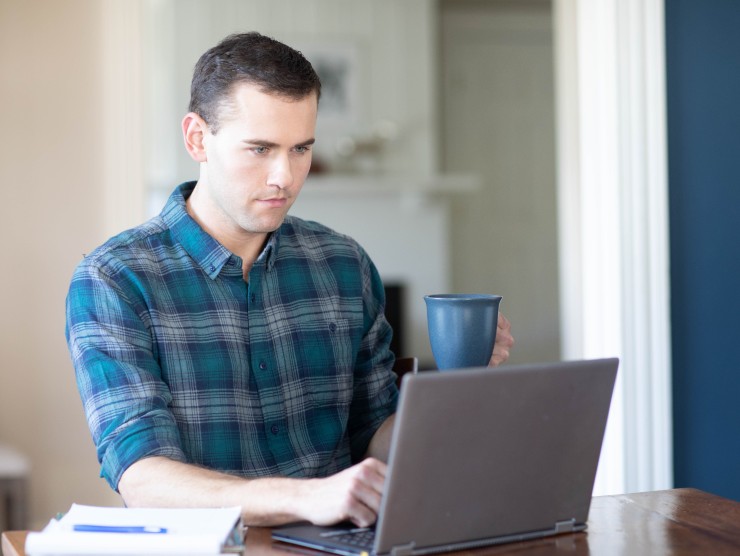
left=298, top=42, right=362, bottom=130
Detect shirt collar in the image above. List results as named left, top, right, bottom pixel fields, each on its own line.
left=162, top=182, right=280, bottom=279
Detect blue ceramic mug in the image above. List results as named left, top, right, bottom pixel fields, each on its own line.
left=424, top=293, right=503, bottom=370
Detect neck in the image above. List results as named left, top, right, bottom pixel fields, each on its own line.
left=185, top=184, right=269, bottom=278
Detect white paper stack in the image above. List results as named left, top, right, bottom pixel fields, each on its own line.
left=25, top=504, right=243, bottom=555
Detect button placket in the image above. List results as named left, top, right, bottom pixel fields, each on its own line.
left=245, top=263, right=288, bottom=462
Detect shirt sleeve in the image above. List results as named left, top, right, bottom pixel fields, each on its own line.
left=65, top=255, right=187, bottom=490
left=347, top=248, right=399, bottom=462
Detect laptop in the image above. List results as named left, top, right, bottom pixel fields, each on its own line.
left=273, top=358, right=618, bottom=556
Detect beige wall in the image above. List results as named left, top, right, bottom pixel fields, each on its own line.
left=0, top=0, right=122, bottom=528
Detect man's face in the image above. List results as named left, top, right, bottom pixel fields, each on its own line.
left=198, top=82, right=317, bottom=239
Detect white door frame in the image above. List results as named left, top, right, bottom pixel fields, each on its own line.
left=554, top=0, right=673, bottom=494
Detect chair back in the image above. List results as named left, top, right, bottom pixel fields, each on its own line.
left=393, top=357, right=419, bottom=389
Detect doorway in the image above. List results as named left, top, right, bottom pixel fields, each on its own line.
left=440, top=0, right=559, bottom=364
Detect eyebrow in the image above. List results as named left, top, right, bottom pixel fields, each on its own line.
left=241, top=138, right=316, bottom=148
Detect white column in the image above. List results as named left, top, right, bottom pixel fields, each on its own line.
left=554, top=0, right=673, bottom=494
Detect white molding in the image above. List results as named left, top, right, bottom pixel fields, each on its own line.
left=617, top=0, right=673, bottom=492
left=554, top=0, right=673, bottom=494
left=102, top=0, right=146, bottom=238
left=553, top=0, right=583, bottom=361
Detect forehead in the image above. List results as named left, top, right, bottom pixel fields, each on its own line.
left=216, top=82, right=318, bottom=132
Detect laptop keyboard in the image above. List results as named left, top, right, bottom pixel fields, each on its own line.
left=331, top=529, right=376, bottom=549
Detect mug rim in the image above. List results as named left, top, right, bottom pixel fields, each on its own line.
left=424, top=293, right=502, bottom=301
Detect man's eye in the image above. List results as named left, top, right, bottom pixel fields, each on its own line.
left=294, top=146, right=311, bottom=154
left=252, top=146, right=268, bottom=154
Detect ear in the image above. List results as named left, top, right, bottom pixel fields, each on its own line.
left=182, top=112, right=209, bottom=162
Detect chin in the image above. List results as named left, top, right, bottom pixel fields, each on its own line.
left=244, top=217, right=286, bottom=234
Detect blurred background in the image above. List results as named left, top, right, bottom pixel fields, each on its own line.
left=1, top=0, right=738, bottom=531
left=139, top=0, right=560, bottom=369
left=0, top=0, right=560, bottom=528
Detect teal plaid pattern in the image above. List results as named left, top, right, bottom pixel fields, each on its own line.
left=66, top=182, right=398, bottom=490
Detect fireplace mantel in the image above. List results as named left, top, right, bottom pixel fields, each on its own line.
left=303, top=173, right=480, bottom=202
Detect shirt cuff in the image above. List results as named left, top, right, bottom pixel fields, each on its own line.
left=99, top=414, right=187, bottom=491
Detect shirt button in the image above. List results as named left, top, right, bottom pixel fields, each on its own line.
left=259, top=361, right=267, bottom=370
left=329, top=322, right=337, bottom=332
left=270, top=425, right=279, bottom=435
left=209, top=265, right=216, bottom=272
left=250, top=293, right=256, bottom=303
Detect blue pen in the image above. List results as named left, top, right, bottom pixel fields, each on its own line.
left=73, top=524, right=168, bottom=534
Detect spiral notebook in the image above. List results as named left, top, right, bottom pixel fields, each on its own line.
left=25, top=504, right=243, bottom=555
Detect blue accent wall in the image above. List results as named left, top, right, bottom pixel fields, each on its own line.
left=665, top=0, right=740, bottom=501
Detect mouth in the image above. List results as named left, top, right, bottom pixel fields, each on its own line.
left=258, top=197, right=289, bottom=208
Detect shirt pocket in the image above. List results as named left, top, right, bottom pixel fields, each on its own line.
left=297, top=317, right=354, bottom=406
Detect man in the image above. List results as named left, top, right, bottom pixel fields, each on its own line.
left=66, top=32, right=514, bottom=528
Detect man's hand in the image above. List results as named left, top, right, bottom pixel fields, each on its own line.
left=489, top=313, right=514, bottom=367
left=300, top=458, right=387, bottom=528
left=119, top=455, right=387, bottom=528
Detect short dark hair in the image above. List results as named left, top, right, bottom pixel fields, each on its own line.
left=189, top=32, right=322, bottom=133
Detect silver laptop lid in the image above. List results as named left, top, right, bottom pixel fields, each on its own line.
left=374, top=358, right=618, bottom=555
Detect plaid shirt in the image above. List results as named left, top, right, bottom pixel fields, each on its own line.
left=66, top=182, right=398, bottom=490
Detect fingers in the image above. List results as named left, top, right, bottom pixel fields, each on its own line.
left=489, top=313, right=515, bottom=367
left=342, top=459, right=386, bottom=527
left=305, top=458, right=387, bottom=528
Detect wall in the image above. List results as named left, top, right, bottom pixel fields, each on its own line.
left=441, top=0, right=560, bottom=365
left=666, top=0, right=740, bottom=501
left=0, top=0, right=122, bottom=529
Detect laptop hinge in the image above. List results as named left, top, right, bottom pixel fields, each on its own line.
left=555, top=518, right=577, bottom=534
left=390, top=542, right=416, bottom=556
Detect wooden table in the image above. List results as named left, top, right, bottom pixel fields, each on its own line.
left=4, top=488, right=740, bottom=555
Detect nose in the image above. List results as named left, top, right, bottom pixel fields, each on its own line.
left=267, top=154, right=293, bottom=190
